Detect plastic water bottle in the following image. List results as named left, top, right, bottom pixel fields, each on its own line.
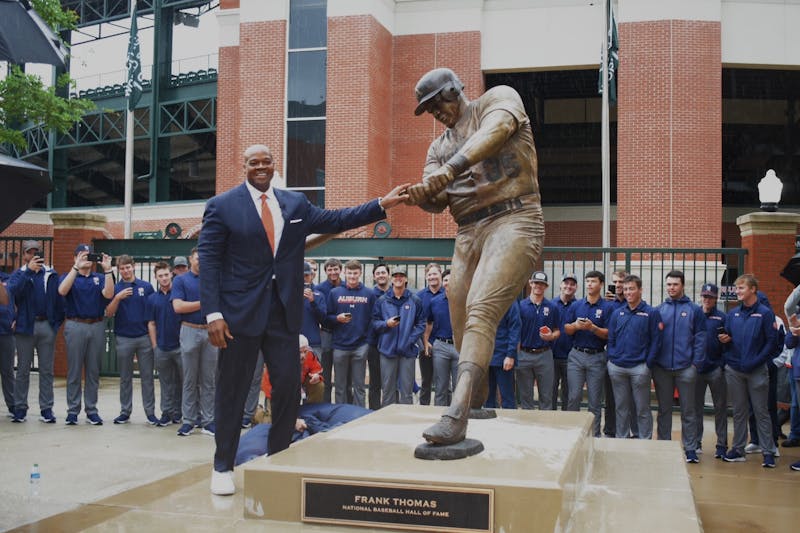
left=29, top=464, right=40, bottom=498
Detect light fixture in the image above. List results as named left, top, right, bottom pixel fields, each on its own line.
left=174, top=11, right=200, bottom=28
left=757, top=169, right=783, bottom=212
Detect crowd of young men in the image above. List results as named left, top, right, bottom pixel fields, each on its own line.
left=1, top=242, right=797, bottom=471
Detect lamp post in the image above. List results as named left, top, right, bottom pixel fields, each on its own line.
left=758, top=169, right=783, bottom=212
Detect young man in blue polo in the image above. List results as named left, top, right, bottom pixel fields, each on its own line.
left=58, top=244, right=114, bottom=425
left=105, top=255, right=156, bottom=425
left=147, top=261, right=183, bottom=426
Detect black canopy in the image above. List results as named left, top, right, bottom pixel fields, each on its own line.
left=0, top=154, right=51, bottom=232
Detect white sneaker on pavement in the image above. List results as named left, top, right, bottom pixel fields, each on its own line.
left=744, top=443, right=762, bottom=454
left=211, top=469, right=235, bottom=496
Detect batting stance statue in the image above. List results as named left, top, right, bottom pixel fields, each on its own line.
left=407, top=68, right=544, bottom=448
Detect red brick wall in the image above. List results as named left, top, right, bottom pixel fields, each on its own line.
left=390, top=32, right=481, bottom=239
left=741, top=231, right=796, bottom=320
left=617, top=20, right=721, bottom=248
left=544, top=221, right=617, bottom=247
left=220, top=0, right=238, bottom=9
left=0, top=222, right=53, bottom=238
left=216, top=20, right=286, bottom=195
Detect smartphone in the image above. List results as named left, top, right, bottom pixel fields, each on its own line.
left=607, top=284, right=616, bottom=294
left=343, top=312, right=352, bottom=318
left=86, top=253, right=103, bottom=262
left=716, top=326, right=725, bottom=335
left=391, top=315, right=401, bottom=322
left=33, top=254, right=44, bottom=261
left=304, top=282, right=312, bottom=290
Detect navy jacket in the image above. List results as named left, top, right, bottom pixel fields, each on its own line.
left=327, top=283, right=375, bottom=350
left=0, top=272, right=14, bottom=335
left=199, top=184, right=385, bottom=336
left=372, top=289, right=425, bottom=358
left=490, top=302, right=520, bottom=367
left=698, top=308, right=726, bottom=374
left=7, top=266, right=64, bottom=335
left=656, top=296, right=706, bottom=370
left=366, top=285, right=388, bottom=346
left=785, top=331, right=800, bottom=381
left=607, top=301, right=662, bottom=368
left=725, top=301, right=776, bottom=374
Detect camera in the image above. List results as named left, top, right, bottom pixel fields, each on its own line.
left=86, top=253, right=103, bottom=262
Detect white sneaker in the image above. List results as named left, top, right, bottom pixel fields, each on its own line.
left=774, top=447, right=780, bottom=457
left=744, top=443, right=763, bottom=454
left=695, top=447, right=703, bottom=455
left=210, top=469, right=235, bottom=496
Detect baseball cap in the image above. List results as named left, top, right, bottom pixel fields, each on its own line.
left=303, top=261, right=313, bottom=275
left=392, top=266, right=408, bottom=277
left=74, top=243, right=91, bottom=255
left=530, top=271, right=548, bottom=284
left=173, top=256, right=189, bottom=267
left=701, top=283, right=719, bottom=297
left=561, top=273, right=578, bottom=283
left=22, top=240, right=41, bottom=252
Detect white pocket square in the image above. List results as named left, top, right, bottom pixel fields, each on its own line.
left=289, top=219, right=303, bottom=224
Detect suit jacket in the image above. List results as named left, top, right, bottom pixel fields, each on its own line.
left=199, top=183, right=386, bottom=336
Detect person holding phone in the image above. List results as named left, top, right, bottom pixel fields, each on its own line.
left=57, top=244, right=114, bottom=425
left=695, top=283, right=728, bottom=459
left=372, top=266, right=426, bottom=407
left=564, top=270, right=614, bottom=437
left=7, top=240, right=64, bottom=424
left=326, top=260, right=377, bottom=407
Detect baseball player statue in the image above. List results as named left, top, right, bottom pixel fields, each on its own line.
left=407, top=68, right=544, bottom=451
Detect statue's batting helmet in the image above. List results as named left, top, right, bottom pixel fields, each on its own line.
left=414, top=68, right=464, bottom=116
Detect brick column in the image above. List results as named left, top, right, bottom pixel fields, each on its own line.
left=737, top=211, right=800, bottom=320
left=50, top=213, right=108, bottom=377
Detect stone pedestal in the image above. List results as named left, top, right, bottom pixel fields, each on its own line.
left=244, top=405, right=594, bottom=533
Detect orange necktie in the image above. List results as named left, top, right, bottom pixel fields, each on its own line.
left=260, top=193, right=275, bottom=251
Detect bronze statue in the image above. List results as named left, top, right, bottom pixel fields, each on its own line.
left=407, top=68, right=544, bottom=450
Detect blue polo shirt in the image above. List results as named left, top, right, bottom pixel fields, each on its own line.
left=606, top=301, right=662, bottom=368
left=61, top=271, right=109, bottom=319
left=518, top=296, right=560, bottom=350
left=171, top=271, right=203, bottom=325
left=550, top=296, right=576, bottom=359
left=147, top=288, right=181, bottom=351
left=427, top=292, right=453, bottom=340
left=417, top=286, right=443, bottom=316
left=113, top=278, right=154, bottom=338
left=564, top=297, right=614, bottom=351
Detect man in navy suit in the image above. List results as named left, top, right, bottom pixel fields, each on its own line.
left=199, top=144, right=408, bottom=495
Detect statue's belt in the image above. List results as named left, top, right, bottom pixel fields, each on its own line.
left=455, top=194, right=539, bottom=226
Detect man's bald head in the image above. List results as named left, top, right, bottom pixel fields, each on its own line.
left=243, top=144, right=272, bottom=162
left=243, top=144, right=276, bottom=192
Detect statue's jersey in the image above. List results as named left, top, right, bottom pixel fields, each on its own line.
left=423, top=85, right=540, bottom=222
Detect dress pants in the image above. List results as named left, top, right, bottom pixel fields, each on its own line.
left=214, top=293, right=300, bottom=473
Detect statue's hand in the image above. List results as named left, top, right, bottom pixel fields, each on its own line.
left=423, top=165, right=455, bottom=195
left=405, top=183, right=430, bottom=206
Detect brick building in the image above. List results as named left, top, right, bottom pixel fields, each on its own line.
left=4, top=0, right=800, bottom=251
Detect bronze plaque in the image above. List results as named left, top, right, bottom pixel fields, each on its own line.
left=302, top=478, right=493, bottom=532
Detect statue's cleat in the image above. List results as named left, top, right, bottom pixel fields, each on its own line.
left=423, top=414, right=468, bottom=445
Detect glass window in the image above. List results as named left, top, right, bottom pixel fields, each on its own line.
left=289, top=0, right=327, bottom=49
left=287, top=51, right=327, bottom=118
left=722, top=68, right=800, bottom=207
left=486, top=70, right=616, bottom=205
left=287, top=120, right=326, bottom=191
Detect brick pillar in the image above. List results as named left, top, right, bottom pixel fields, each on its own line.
left=737, top=211, right=800, bottom=321
left=50, top=213, right=108, bottom=377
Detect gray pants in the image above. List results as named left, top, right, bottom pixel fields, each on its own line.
left=694, top=367, right=727, bottom=449
left=726, top=364, right=776, bottom=455
left=432, top=340, right=459, bottom=406
left=116, top=335, right=155, bottom=417
left=652, top=365, right=698, bottom=451
left=14, top=320, right=56, bottom=412
left=552, top=357, right=569, bottom=411
left=0, top=335, right=15, bottom=412
left=244, top=351, right=264, bottom=418
left=567, top=349, right=607, bottom=437
left=380, top=355, right=416, bottom=407
left=63, top=320, right=105, bottom=416
left=607, top=361, right=653, bottom=439
left=180, top=325, right=217, bottom=426
left=516, top=349, right=555, bottom=410
left=155, top=347, right=182, bottom=420
left=333, top=343, right=368, bottom=407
